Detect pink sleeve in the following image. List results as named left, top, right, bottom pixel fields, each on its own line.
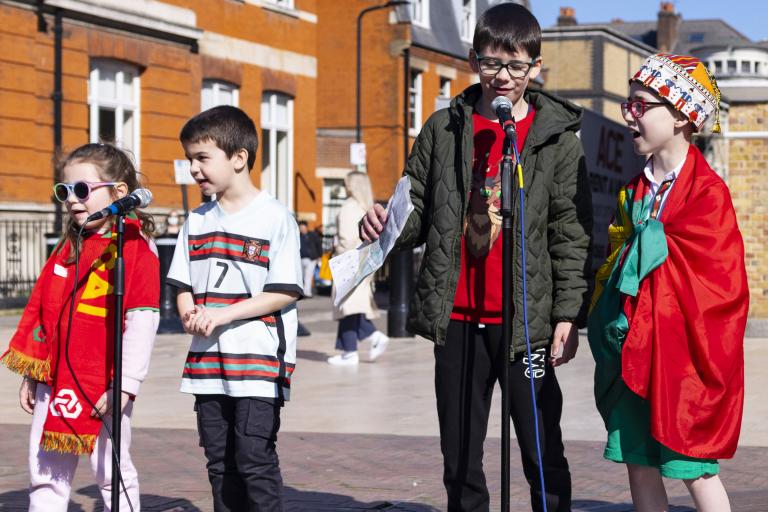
left=121, top=309, right=159, bottom=396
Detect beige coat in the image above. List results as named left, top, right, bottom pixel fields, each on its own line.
left=331, top=198, right=379, bottom=320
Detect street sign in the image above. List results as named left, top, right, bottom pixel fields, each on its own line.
left=350, top=143, right=367, bottom=166
left=174, top=159, right=195, bottom=185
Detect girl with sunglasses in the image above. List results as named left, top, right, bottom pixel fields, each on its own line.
left=2, top=143, right=160, bottom=511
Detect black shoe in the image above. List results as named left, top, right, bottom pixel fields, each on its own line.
left=297, top=322, right=311, bottom=337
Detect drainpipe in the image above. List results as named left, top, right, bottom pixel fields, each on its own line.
left=53, top=8, right=63, bottom=233
left=387, top=47, right=413, bottom=338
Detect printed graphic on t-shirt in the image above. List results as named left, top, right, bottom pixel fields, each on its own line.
left=188, top=232, right=270, bottom=268
left=465, top=150, right=504, bottom=258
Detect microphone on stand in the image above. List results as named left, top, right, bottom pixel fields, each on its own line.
left=491, top=96, right=517, bottom=142
left=87, top=188, right=153, bottom=221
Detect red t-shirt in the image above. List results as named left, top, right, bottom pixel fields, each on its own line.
left=450, top=106, right=535, bottom=324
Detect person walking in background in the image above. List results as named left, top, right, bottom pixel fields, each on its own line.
left=328, top=171, right=389, bottom=366
left=164, top=209, right=182, bottom=236
left=299, top=220, right=322, bottom=298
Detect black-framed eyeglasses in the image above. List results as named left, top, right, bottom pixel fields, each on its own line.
left=475, top=54, right=536, bottom=78
left=53, top=181, right=120, bottom=203
left=621, top=99, right=668, bottom=119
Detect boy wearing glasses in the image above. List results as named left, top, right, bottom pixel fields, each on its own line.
left=588, top=54, right=749, bottom=511
left=361, top=4, right=592, bottom=510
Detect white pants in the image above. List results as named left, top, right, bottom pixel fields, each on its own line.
left=301, top=257, right=318, bottom=297
left=28, top=383, right=139, bottom=511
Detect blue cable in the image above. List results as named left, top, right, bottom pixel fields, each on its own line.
left=512, top=140, right=548, bottom=512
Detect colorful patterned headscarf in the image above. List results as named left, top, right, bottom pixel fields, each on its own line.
left=631, top=53, right=721, bottom=133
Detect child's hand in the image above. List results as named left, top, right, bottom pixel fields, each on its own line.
left=360, top=204, right=388, bottom=242
left=91, top=390, right=132, bottom=418
left=189, top=306, right=228, bottom=337
left=181, top=306, right=200, bottom=335
left=188, top=305, right=208, bottom=336
left=550, top=321, right=578, bottom=367
left=19, top=377, right=37, bottom=414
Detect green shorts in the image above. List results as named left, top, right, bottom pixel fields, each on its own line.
left=603, top=382, right=719, bottom=480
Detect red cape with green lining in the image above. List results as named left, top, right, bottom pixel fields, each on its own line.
left=621, top=145, right=748, bottom=459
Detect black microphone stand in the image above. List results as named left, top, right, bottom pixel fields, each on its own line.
left=500, top=128, right=516, bottom=512
left=111, top=213, right=126, bottom=512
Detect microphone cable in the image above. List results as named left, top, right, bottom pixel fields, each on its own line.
left=512, top=140, right=548, bottom=512
left=59, top=222, right=135, bottom=512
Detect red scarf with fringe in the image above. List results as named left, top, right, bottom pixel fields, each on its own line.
left=2, top=218, right=155, bottom=454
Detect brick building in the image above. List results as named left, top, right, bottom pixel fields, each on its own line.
left=540, top=8, right=655, bottom=125
left=1, top=0, right=519, bottom=296
left=315, top=0, right=523, bottom=237
left=728, top=99, right=768, bottom=333
left=0, top=0, right=320, bottom=300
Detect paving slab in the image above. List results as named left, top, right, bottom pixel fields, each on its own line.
left=1, top=425, right=767, bottom=511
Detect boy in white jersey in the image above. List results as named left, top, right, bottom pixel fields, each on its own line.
left=167, top=105, right=303, bottom=511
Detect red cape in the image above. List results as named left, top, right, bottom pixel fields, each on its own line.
left=622, top=145, right=749, bottom=459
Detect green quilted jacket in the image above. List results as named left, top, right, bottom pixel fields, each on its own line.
left=397, top=84, right=594, bottom=354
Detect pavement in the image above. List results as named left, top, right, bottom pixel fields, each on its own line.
left=1, top=294, right=767, bottom=511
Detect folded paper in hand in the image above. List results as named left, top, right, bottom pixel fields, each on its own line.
left=330, top=176, right=414, bottom=307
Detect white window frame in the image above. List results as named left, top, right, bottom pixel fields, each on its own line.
left=263, top=0, right=294, bottom=9
left=409, top=69, right=423, bottom=136
left=88, top=60, right=141, bottom=162
left=739, top=61, right=751, bottom=74
left=201, top=79, right=239, bottom=111
left=439, top=76, right=452, bottom=99
left=411, top=0, right=430, bottom=28
left=261, top=91, right=294, bottom=210
left=460, top=0, right=476, bottom=42
left=435, top=76, right=452, bottom=111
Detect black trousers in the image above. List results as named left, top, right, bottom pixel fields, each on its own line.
left=195, top=395, right=284, bottom=512
left=435, top=321, right=572, bottom=512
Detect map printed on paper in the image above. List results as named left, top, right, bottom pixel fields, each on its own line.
left=330, top=176, right=414, bottom=307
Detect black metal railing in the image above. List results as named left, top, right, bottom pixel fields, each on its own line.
left=0, top=217, right=55, bottom=305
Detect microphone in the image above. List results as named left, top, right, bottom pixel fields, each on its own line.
left=491, top=96, right=517, bottom=141
left=87, top=188, right=153, bottom=221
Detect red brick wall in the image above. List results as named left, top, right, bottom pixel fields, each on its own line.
left=316, top=2, right=475, bottom=203
left=316, top=0, right=407, bottom=203
left=2, top=1, right=480, bottom=227
left=0, top=1, right=319, bottom=221
left=0, top=6, right=62, bottom=202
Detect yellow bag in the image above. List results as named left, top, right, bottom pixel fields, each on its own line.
left=317, top=251, right=333, bottom=284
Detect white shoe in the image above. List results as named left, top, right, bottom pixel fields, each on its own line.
left=327, top=352, right=359, bottom=366
left=368, top=331, right=390, bottom=361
